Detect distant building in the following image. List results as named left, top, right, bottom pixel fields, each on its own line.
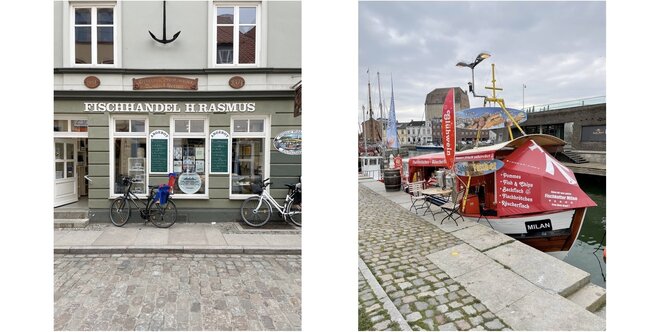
left=360, top=118, right=383, bottom=144
left=516, top=103, right=606, bottom=164
left=397, top=122, right=408, bottom=145
left=425, top=87, right=483, bottom=145
left=424, top=87, right=470, bottom=122
left=406, top=120, right=431, bottom=145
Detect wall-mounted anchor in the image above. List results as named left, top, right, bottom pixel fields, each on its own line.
left=149, top=1, right=181, bottom=44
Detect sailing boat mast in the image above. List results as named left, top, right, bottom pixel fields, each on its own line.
left=362, top=105, right=368, bottom=157
left=367, top=70, right=374, bottom=120
left=377, top=72, right=385, bottom=144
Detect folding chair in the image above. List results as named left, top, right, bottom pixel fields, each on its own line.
left=407, top=181, right=432, bottom=216
left=426, top=191, right=452, bottom=221
left=440, top=178, right=465, bottom=226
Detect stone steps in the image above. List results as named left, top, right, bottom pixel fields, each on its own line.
left=562, top=150, right=589, bottom=164
left=54, top=218, right=90, bottom=228
left=566, top=282, right=607, bottom=313
left=54, top=210, right=89, bottom=228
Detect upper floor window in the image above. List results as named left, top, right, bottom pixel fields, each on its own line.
left=72, top=5, right=116, bottom=66
left=215, top=4, right=259, bottom=66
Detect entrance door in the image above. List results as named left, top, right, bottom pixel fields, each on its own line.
left=54, top=139, right=77, bottom=207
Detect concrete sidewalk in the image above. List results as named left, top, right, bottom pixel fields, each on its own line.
left=54, top=222, right=301, bottom=255
left=358, top=178, right=605, bottom=331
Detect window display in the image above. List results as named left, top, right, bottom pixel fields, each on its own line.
left=113, top=138, right=146, bottom=194
left=232, top=138, right=264, bottom=194
left=172, top=138, right=206, bottom=195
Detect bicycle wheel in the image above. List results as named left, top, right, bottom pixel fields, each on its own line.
left=285, top=200, right=302, bottom=227
left=148, top=199, right=177, bottom=228
left=240, top=196, right=271, bottom=227
left=109, top=197, right=130, bottom=227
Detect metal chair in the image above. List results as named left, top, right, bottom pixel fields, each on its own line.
left=426, top=190, right=452, bottom=221
left=407, top=181, right=431, bottom=215
left=440, top=180, right=465, bottom=226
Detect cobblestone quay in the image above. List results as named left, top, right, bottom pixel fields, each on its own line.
left=358, top=186, right=510, bottom=331
left=54, top=254, right=301, bottom=330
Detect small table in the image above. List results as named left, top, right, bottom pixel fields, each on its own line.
left=421, top=187, right=452, bottom=197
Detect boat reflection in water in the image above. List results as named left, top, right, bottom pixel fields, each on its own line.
left=564, top=175, right=606, bottom=287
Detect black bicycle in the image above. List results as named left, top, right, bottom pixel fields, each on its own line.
left=109, top=176, right=177, bottom=228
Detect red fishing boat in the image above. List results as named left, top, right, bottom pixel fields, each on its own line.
left=408, top=134, right=596, bottom=258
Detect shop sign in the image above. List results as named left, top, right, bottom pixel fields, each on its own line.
left=150, top=130, right=169, bottom=173
left=210, top=130, right=229, bottom=173
left=83, top=102, right=256, bottom=113
left=273, top=130, right=302, bottom=155
left=133, top=76, right=197, bottom=90
left=178, top=173, right=202, bottom=194
left=454, top=160, right=504, bottom=177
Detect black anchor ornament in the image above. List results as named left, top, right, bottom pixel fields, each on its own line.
left=149, top=1, right=181, bottom=44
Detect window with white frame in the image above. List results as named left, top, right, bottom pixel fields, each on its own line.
left=214, top=3, right=259, bottom=65
left=231, top=117, right=268, bottom=197
left=54, top=118, right=89, bottom=135
left=171, top=118, right=208, bottom=196
left=112, top=117, right=147, bottom=195
left=72, top=4, right=116, bottom=66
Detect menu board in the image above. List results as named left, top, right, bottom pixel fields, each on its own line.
left=150, top=130, right=169, bottom=173
left=210, top=130, right=229, bottom=173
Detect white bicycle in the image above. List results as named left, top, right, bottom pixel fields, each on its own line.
left=240, top=178, right=302, bottom=227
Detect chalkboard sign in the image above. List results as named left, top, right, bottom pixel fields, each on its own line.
left=210, top=130, right=229, bottom=173
left=211, top=139, right=228, bottom=173
left=150, top=130, right=169, bottom=173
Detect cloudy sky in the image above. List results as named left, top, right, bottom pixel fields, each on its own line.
left=358, top=1, right=606, bottom=123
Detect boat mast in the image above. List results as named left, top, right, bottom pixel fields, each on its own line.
left=367, top=69, right=374, bottom=121
left=377, top=72, right=386, bottom=147
left=362, top=105, right=368, bottom=157
left=483, top=64, right=526, bottom=140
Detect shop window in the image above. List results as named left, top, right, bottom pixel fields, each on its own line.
left=54, top=118, right=89, bottom=138
left=214, top=4, right=259, bottom=66
left=112, top=117, right=147, bottom=195
left=172, top=118, right=208, bottom=196
left=71, top=5, right=116, bottom=66
left=231, top=117, right=268, bottom=197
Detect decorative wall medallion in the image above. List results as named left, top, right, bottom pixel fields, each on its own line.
left=133, top=76, right=198, bottom=90
left=84, top=76, right=100, bottom=89
left=273, top=130, right=302, bottom=155
left=229, top=76, right=245, bottom=89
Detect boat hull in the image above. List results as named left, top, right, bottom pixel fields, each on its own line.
left=462, top=208, right=587, bottom=255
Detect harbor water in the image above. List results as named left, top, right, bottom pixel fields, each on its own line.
left=563, top=175, right=606, bottom=288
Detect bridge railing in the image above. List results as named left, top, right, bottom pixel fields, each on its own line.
left=524, top=96, right=605, bottom=113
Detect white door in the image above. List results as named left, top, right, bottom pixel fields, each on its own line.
left=54, top=139, right=78, bottom=207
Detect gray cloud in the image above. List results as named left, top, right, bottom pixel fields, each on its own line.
left=359, top=1, right=606, bottom=123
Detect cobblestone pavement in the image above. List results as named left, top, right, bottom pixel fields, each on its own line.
left=358, top=269, right=399, bottom=330
left=358, top=186, right=510, bottom=331
left=54, top=253, right=301, bottom=330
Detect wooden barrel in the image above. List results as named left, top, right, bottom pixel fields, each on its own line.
left=384, top=168, right=401, bottom=192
